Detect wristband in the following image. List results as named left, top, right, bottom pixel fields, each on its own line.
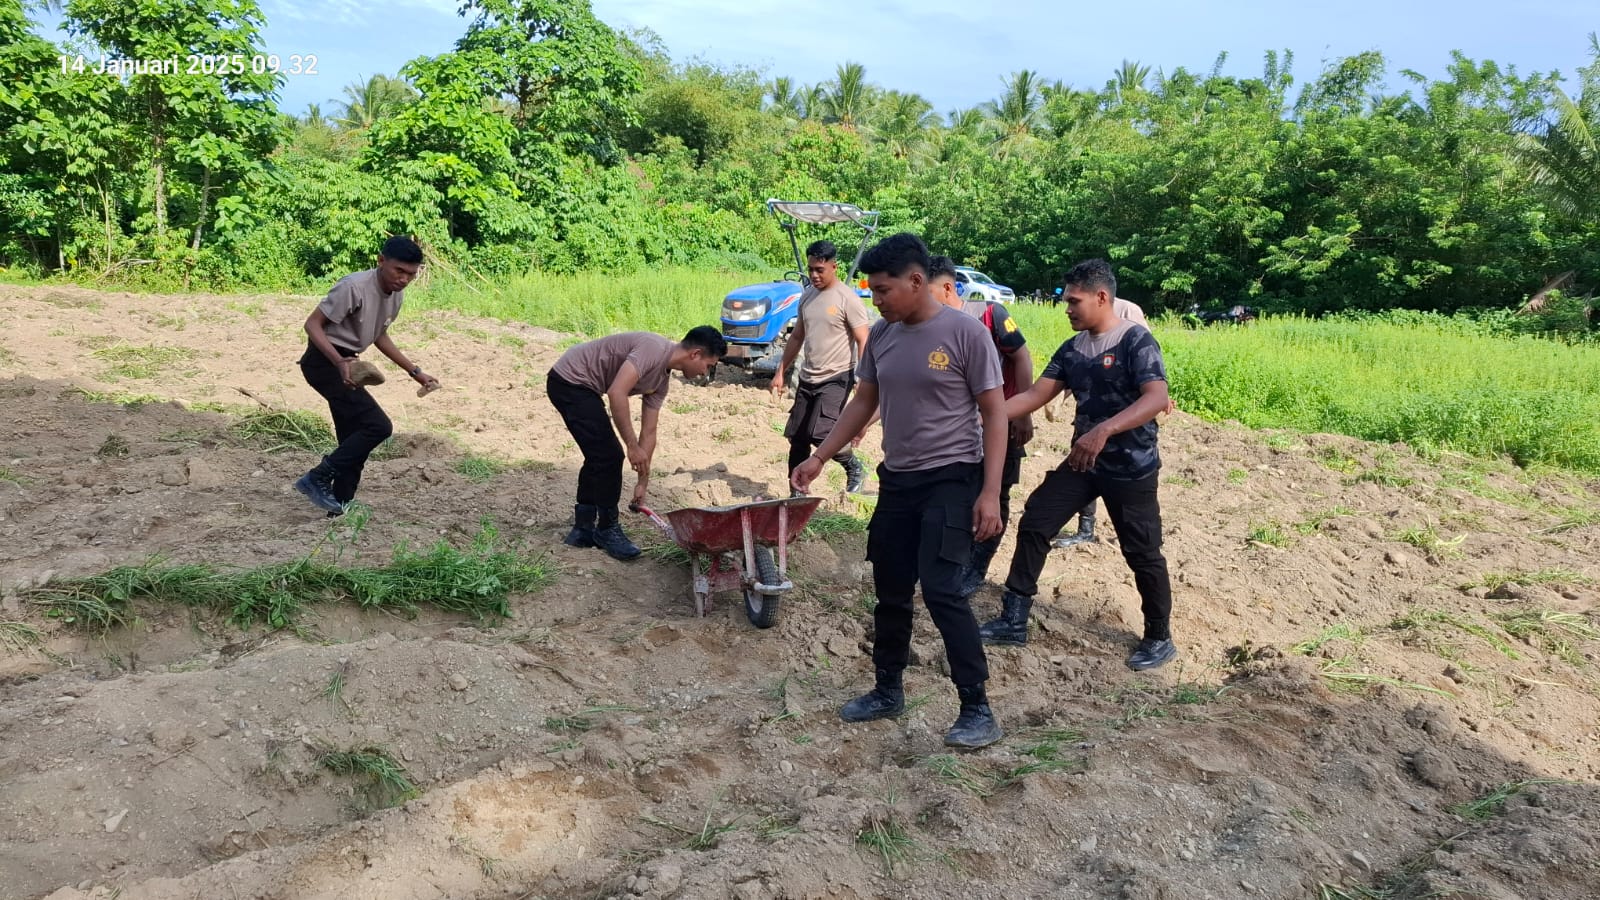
left=409, top=365, right=423, bottom=377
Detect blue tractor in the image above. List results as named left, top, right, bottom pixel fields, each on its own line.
left=719, top=199, right=880, bottom=377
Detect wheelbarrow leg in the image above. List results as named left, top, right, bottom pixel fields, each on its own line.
left=777, top=502, right=790, bottom=581
left=740, top=507, right=757, bottom=591
left=691, top=552, right=709, bottom=617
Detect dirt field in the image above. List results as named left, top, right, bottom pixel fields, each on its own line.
left=1, top=282, right=1598, bottom=900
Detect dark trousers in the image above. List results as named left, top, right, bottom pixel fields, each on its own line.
left=867, top=462, right=989, bottom=687
left=785, top=376, right=856, bottom=473
left=546, top=371, right=624, bottom=509
left=1003, top=465, right=1173, bottom=640
left=300, top=344, right=393, bottom=503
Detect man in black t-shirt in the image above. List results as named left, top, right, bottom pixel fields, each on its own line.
left=981, top=259, right=1178, bottom=671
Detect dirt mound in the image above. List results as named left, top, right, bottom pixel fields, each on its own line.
left=2, top=282, right=1598, bottom=899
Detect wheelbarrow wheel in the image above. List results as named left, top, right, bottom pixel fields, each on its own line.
left=744, top=545, right=782, bottom=629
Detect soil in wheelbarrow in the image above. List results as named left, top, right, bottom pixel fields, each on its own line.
left=2, top=282, right=1600, bottom=900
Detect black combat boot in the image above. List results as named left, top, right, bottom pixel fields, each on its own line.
left=957, top=538, right=1000, bottom=599
left=564, top=504, right=598, bottom=548
left=1051, top=511, right=1096, bottom=549
left=294, top=464, right=343, bottom=514
left=591, top=506, right=641, bottom=561
left=841, top=454, right=866, bottom=493
left=977, top=591, right=1033, bottom=646
left=840, top=668, right=905, bottom=723
left=1126, top=637, right=1177, bottom=671
left=945, top=683, right=1002, bottom=749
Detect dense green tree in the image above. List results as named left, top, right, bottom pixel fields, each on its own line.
left=65, top=0, right=280, bottom=248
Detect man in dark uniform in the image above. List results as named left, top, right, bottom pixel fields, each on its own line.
left=771, top=240, right=871, bottom=492
left=793, top=233, right=1008, bottom=749
left=927, top=256, right=1034, bottom=597
left=296, top=236, right=438, bottom=516
left=981, top=259, right=1178, bottom=672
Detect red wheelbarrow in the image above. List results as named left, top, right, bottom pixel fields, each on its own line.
left=630, top=496, right=823, bottom=628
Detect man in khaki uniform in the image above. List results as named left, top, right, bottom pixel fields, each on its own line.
left=296, top=236, right=439, bottom=516
left=793, top=233, right=1008, bottom=749
left=548, top=327, right=727, bottom=560
left=770, top=240, right=871, bottom=492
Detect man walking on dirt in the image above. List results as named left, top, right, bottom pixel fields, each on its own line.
left=771, top=240, right=871, bottom=493
left=548, top=327, right=727, bottom=561
left=979, top=260, right=1178, bottom=671
left=295, top=236, right=438, bottom=516
left=1051, top=294, right=1166, bottom=549
left=792, top=233, right=1008, bottom=749
left=927, top=256, right=1035, bottom=598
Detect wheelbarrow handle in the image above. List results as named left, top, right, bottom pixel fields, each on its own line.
left=629, top=502, right=676, bottom=541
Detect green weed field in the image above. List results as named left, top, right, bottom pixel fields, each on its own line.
left=1012, top=305, right=1600, bottom=473
left=417, top=271, right=1600, bottom=474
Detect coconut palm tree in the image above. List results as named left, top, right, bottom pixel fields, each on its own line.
left=820, top=62, right=875, bottom=129
left=1515, top=33, right=1600, bottom=219
left=983, top=70, right=1045, bottom=155
left=947, top=106, right=989, bottom=140
left=766, top=76, right=815, bottom=120
left=875, top=90, right=938, bottom=161
left=1113, top=59, right=1152, bottom=103
left=336, top=74, right=417, bottom=130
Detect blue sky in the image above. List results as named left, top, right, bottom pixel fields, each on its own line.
left=36, top=1, right=1597, bottom=117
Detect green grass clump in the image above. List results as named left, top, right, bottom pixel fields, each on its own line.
left=415, top=268, right=767, bottom=338
left=1449, top=779, right=1563, bottom=822
left=803, top=510, right=869, bottom=539
left=91, top=344, right=195, bottom=380
left=856, top=815, right=917, bottom=875
left=26, top=523, right=548, bottom=630
left=455, top=455, right=504, bottom=483
left=1246, top=521, right=1290, bottom=548
left=0, top=621, right=43, bottom=650
left=232, top=409, right=335, bottom=453
left=318, top=745, right=419, bottom=808
left=1466, top=569, right=1593, bottom=593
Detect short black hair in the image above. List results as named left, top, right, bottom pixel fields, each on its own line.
left=682, top=325, right=727, bottom=358
left=928, top=255, right=958, bottom=282
left=1064, top=259, right=1117, bottom=298
left=805, top=240, right=837, bottom=262
left=857, top=232, right=931, bottom=279
left=381, top=235, right=424, bottom=264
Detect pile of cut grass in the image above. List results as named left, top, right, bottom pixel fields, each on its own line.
left=26, top=522, right=549, bottom=630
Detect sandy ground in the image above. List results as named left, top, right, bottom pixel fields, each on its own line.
left=1, top=282, right=1598, bottom=900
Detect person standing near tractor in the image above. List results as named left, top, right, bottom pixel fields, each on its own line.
left=792, top=233, right=1008, bottom=749
left=770, top=240, right=871, bottom=493
left=981, top=259, right=1178, bottom=672
left=926, top=256, right=1035, bottom=597
left=294, top=236, right=438, bottom=517
left=547, top=327, right=727, bottom=561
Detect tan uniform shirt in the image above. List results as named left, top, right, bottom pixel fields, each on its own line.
left=1113, top=297, right=1149, bottom=326
left=797, top=281, right=871, bottom=384
left=318, top=269, right=404, bottom=354
left=551, top=332, right=676, bottom=410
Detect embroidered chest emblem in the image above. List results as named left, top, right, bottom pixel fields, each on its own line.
left=1101, top=353, right=1116, bottom=368
left=928, top=347, right=951, bottom=371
